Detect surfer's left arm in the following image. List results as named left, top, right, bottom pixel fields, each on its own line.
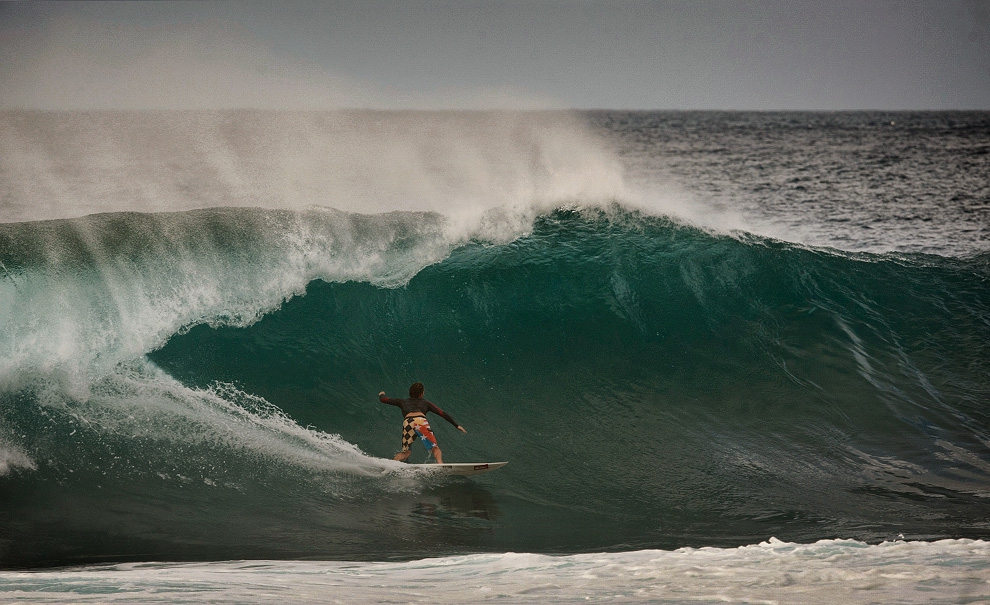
left=429, top=402, right=466, bottom=432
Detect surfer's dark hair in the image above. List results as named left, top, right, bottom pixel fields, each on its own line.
left=409, top=382, right=425, bottom=398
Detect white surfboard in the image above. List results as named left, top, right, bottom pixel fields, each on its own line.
left=410, top=461, right=508, bottom=476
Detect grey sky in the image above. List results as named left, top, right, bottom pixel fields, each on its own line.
left=1, top=0, right=988, bottom=110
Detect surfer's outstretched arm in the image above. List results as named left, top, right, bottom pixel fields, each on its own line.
left=427, top=401, right=463, bottom=430
left=378, top=391, right=403, bottom=407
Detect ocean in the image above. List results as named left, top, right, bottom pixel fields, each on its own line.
left=1, top=110, right=988, bottom=602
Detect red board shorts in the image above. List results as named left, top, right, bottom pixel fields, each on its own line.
left=401, top=416, right=438, bottom=452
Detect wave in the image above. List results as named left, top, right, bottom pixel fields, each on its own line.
left=1, top=204, right=988, bottom=567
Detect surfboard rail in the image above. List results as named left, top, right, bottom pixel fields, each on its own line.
left=409, top=461, right=508, bottom=476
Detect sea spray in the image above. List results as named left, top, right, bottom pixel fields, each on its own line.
left=0, top=110, right=627, bottom=224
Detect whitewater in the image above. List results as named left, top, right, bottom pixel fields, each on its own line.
left=1, top=110, right=988, bottom=603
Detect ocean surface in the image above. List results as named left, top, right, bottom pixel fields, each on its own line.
left=1, top=110, right=988, bottom=602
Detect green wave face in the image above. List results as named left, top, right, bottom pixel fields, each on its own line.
left=2, top=207, right=988, bottom=566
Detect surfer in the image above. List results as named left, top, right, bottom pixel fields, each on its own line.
left=379, top=382, right=466, bottom=464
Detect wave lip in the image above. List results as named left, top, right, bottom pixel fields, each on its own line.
left=0, top=207, right=461, bottom=383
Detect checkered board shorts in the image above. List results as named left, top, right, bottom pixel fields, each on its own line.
left=401, top=415, right=438, bottom=452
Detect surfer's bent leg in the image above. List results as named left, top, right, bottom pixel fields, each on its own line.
left=394, top=417, right=417, bottom=462
left=410, top=417, right=443, bottom=464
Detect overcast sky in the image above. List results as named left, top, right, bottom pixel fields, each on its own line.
left=2, top=0, right=988, bottom=110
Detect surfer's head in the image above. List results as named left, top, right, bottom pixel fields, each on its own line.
left=409, top=382, right=425, bottom=398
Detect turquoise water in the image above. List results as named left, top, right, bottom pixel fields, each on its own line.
left=1, top=205, right=987, bottom=567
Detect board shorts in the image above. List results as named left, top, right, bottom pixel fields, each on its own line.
left=401, top=415, right=438, bottom=452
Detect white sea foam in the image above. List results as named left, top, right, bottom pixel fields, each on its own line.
left=14, top=357, right=411, bottom=486
left=1, top=539, right=987, bottom=604
left=0, top=440, right=36, bottom=476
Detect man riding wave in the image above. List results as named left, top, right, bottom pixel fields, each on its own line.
left=379, top=382, right=466, bottom=464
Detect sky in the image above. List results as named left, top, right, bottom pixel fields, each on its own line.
left=1, top=0, right=988, bottom=110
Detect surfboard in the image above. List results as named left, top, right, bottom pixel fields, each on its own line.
left=410, top=461, right=508, bottom=476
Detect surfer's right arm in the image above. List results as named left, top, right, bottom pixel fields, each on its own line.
left=379, top=391, right=401, bottom=407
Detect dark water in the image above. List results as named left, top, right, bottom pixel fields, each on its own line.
left=0, top=111, right=988, bottom=568
left=593, top=111, right=990, bottom=256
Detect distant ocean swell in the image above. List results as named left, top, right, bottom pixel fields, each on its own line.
left=1, top=204, right=988, bottom=567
